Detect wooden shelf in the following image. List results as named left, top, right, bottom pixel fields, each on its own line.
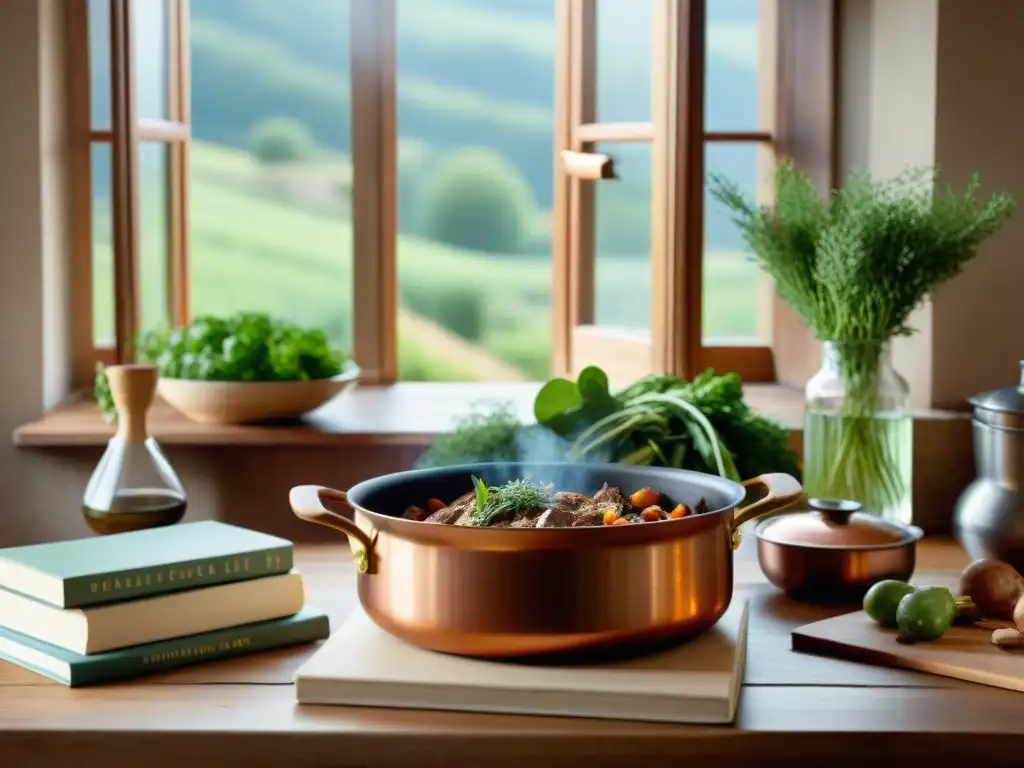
left=12, top=381, right=969, bottom=452
left=12, top=383, right=808, bottom=449
left=12, top=383, right=543, bottom=448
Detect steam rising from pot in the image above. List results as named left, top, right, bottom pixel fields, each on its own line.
left=505, top=424, right=615, bottom=496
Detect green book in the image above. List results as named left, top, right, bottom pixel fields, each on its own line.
left=0, top=521, right=293, bottom=609
left=0, top=606, right=330, bottom=687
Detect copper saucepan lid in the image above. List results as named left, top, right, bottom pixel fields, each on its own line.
left=754, top=498, right=923, bottom=549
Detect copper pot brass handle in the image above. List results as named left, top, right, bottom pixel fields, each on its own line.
left=289, top=485, right=377, bottom=574
left=732, top=473, right=804, bottom=530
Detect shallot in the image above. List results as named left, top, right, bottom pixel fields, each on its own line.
left=958, top=559, right=1024, bottom=620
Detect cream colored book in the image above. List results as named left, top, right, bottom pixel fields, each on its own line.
left=295, top=598, right=748, bottom=724
left=0, top=570, right=305, bottom=654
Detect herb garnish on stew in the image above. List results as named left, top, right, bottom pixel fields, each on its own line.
left=470, top=475, right=553, bottom=527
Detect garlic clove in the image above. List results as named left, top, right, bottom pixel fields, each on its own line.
left=991, top=627, right=1024, bottom=650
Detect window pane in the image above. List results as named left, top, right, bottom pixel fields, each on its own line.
left=703, top=141, right=765, bottom=341
left=395, top=0, right=555, bottom=382
left=705, top=0, right=761, bottom=132
left=91, top=143, right=114, bottom=346
left=187, top=0, right=352, bottom=352
left=594, top=142, right=651, bottom=328
left=596, top=0, right=651, bottom=122
left=89, top=0, right=111, bottom=130
left=139, top=142, right=170, bottom=334
left=133, top=0, right=169, bottom=120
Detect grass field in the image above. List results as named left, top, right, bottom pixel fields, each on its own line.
left=92, top=142, right=760, bottom=381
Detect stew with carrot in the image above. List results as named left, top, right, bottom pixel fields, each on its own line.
left=401, top=475, right=709, bottom=529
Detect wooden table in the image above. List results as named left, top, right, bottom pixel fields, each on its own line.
left=1, top=537, right=1022, bottom=768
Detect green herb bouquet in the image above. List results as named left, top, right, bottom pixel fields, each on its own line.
left=710, top=163, right=1014, bottom=521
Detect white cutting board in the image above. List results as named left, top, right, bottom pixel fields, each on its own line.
left=294, top=598, right=748, bottom=724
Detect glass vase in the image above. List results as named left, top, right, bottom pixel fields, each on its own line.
left=803, top=341, right=913, bottom=525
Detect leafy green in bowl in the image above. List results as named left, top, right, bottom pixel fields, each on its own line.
left=96, top=313, right=357, bottom=424
left=138, top=312, right=347, bottom=382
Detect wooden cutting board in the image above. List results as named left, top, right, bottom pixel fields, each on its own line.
left=792, top=610, right=1024, bottom=692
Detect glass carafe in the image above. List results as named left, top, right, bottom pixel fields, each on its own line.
left=83, top=364, right=187, bottom=535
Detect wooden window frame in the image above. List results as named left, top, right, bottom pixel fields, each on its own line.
left=68, top=0, right=191, bottom=384
left=349, top=0, right=397, bottom=384
left=68, top=0, right=399, bottom=388
left=552, top=0, right=833, bottom=387
left=67, top=0, right=832, bottom=392
left=552, top=0, right=777, bottom=386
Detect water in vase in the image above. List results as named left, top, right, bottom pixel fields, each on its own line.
left=803, top=406, right=913, bottom=525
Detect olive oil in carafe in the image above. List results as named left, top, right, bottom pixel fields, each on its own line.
left=83, top=489, right=187, bottom=535
left=83, top=364, right=188, bottom=536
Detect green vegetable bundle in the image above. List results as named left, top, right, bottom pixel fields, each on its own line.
left=418, top=366, right=799, bottom=482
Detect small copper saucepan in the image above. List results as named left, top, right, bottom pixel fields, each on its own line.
left=755, top=498, right=924, bottom=603
left=290, top=462, right=802, bottom=657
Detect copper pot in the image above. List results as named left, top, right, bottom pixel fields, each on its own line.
left=755, top=498, right=924, bottom=603
left=290, top=462, right=802, bottom=657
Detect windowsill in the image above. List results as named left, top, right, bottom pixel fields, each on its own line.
left=11, top=382, right=967, bottom=449
left=12, top=383, right=543, bottom=448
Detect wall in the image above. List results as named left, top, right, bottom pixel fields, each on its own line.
left=930, top=0, right=1024, bottom=407
left=0, top=0, right=85, bottom=546
left=839, top=0, right=938, bottom=409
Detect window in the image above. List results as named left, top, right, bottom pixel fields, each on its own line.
left=67, top=0, right=833, bottom=390
left=394, top=1, right=556, bottom=382
left=69, top=0, right=191, bottom=378
left=552, top=0, right=777, bottom=387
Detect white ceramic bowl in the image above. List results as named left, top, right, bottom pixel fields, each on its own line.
left=157, top=362, right=360, bottom=425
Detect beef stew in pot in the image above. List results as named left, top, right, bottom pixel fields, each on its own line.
left=402, top=474, right=709, bottom=529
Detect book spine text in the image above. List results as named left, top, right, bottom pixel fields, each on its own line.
left=72, top=613, right=330, bottom=686
left=62, top=545, right=294, bottom=607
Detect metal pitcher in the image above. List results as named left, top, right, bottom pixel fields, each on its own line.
left=953, top=361, right=1024, bottom=570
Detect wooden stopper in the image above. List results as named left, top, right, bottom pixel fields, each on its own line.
left=105, top=364, right=158, bottom=444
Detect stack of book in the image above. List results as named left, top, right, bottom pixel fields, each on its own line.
left=0, top=521, right=329, bottom=687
